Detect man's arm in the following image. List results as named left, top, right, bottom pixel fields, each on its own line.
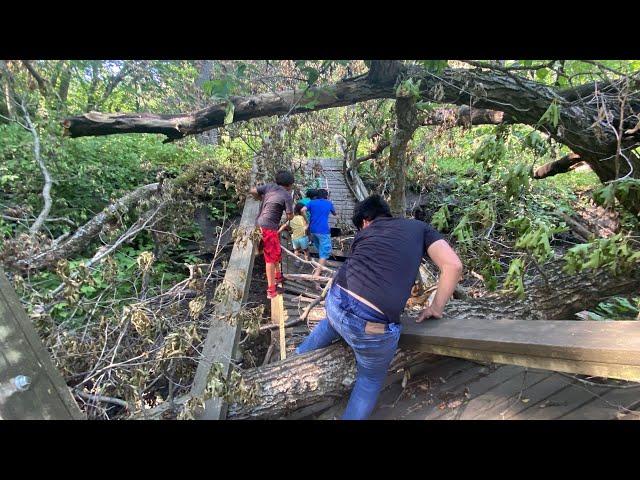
left=417, top=239, right=463, bottom=322
left=249, top=187, right=261, bottom=200
left=277, top=221, right=290, bottom=234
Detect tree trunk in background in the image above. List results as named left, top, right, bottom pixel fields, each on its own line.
left=366, top=60, right=404, bottom=86
left=58, top=61, right=72, bottom=105
left=2, top=79, right=14, bottom=120
left=388, top=96, right=419, bottom=216
left=85, top=62, right=100, bottom=113
left=195, top=60, right=218, bottom=146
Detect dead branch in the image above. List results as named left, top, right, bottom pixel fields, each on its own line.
left=17, top=99, right=52, bottom=236
left=14, top=182, right=159, bottom=271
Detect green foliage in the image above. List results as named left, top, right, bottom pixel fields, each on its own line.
left=514, top=219, right=566, bottom=263
left=538, top=100, right=561, bottom=128
left=520, top=131, right=549, bottom=157
left=503, top=258, right=525, bottom=298
left=396, top=78, right=422, bottom=100
left=431, top=204, right=450, bottom=231
left=502, top=163, right=531, bottom=201
left=593, top=179, right=640, bottom=209
left=563, top=234, right=640, bottom=275
left=585, top=296, right=640, bottom=321
left=452, top=214, right=473, bottom=248
left=421, top=60, right=448, bottom=74
left=471, top=134, right=506, bottom=172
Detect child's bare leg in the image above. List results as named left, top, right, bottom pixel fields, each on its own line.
left=303, top=249, right=310, bottom=262
left=265, top=262, right=276, bottom=288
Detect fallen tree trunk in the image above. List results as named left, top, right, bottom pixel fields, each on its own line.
left=227, top=343, right=432, bottom=420
left=443, top=260, right=640, bottom=321
left=62, top=76, right=394, bottom=142
left=12, top=182, right=159, bottom=271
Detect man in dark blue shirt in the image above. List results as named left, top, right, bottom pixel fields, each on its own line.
left=296, top=194, right=463, bottom=420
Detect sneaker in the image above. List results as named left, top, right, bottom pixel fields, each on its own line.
left=267, top=286, right=278, bottom=299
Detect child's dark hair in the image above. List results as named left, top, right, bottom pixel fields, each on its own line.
left=275, top=170, right=295, bottom=187
left=294, top=202, right=305, bottom=215
left=352, top=194, right=392, bottom=230
left=316, top=188, right=329, bottom=199
left=305, top=188, right=318, bottom=199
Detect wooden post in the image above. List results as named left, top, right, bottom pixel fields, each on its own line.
left=189, top=160, right=261, bottom=420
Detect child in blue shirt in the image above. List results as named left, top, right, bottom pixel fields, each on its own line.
left=301, top=188, right=336, bottom=278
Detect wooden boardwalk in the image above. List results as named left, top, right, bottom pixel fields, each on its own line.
left=0, top=268, right=84, bottom=420
left=370, top=358, right=640, bottom=420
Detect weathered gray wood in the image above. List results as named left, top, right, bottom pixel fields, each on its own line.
left=0, top=268, right=84, bottom=420
left=399, top=316, right=640, bottom=381
left=190, top=162, right=261, bottom=420
left=494, top=374, right=573, bottom=419
left=559, top=384, right=640, bottom=420
left=430, top=365, right=525, bottom=420
left=457, top=370, right=553, bottom=419
left=512, top=380, right=611, bottom=420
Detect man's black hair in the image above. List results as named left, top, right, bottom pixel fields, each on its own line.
left=275, top=170, right=295, bottom=187
left=316, top=188, right=329, bottom=199
left=352, top=194, right=392, bottom=230
left=294, top=202, right=305, bottom=215
left=305, top=188, right=318, bottom=199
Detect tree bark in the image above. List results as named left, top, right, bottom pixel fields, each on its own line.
left=446, top=260, right=640, bottom=321
left=21, top=61, right=49, bottom=98
left=58, top=61, right=72, bottom=104
left=422, top=106, right=511, bottom=127
left=227, top=343, right=430, bottom=419
left=366, top=60, right=404, bottom=86
left=62, top=75, right=393, bottom=142
left=388, top=96, right=419, bottom=216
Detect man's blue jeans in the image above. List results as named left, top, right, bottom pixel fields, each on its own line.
left=295, top=285, right=402, bottom=420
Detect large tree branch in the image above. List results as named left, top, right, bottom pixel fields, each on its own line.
left=62, top=75, right=395, bottom=142
left=533, top=153, right=583, bottom=179
left=422, top=106, right=512, bottom=127
left=21, top=61, right=49, bottom=97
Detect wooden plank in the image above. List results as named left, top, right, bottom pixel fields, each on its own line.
left=371, top=360, right=488, bottom=420
left=190, top=162, right=261, bottom=420
left=271, top=295, right=286, bottom=361
left=1, top=270, right=84, bottom=419
left=458, top=370, right=553, bottom=419
left=492, top=374, right=573, bottom=419
left=558, top=383, right=640, bottom=420
left=430, top=365, right=524, bottom=419
left=512, top=380, right=611, bottom=420
left=404, top=343, right=640, bottom=383
left=399, top=316, right=640, bottom=381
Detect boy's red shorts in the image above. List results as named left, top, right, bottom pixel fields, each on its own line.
left=260, top=227, right=281, bottom=264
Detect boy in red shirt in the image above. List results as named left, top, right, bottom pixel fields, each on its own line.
left=249, top=171, right=295, bottom=299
